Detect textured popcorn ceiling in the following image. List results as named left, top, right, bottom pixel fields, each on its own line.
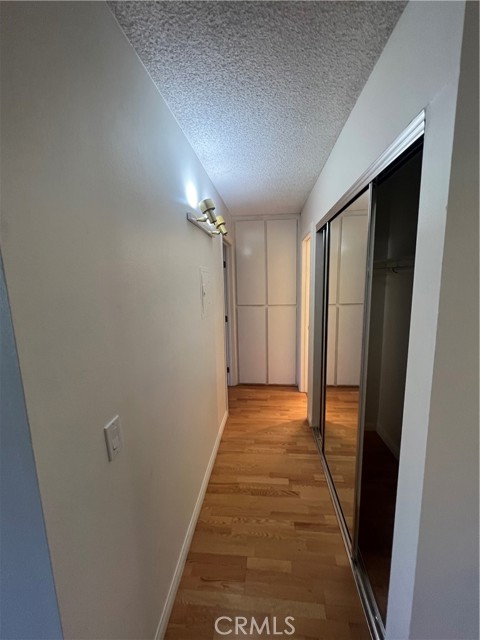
left=109, top=1, right=406, bottom=216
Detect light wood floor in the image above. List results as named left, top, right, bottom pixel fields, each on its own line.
left=165, top=385, right=370, bottom=640
left=323, top=387, right=360, bottom=533
left=323, top=387, right=399, bottom=622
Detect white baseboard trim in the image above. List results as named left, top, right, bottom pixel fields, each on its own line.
left=377, top=423, right=400, bottom=460
left=154, top=410, right=229, bottom=640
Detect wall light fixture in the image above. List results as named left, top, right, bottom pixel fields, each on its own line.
left=186, top=198, right=228, bottom=237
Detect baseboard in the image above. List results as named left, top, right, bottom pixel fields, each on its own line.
left=377, top=423, right=400, bottom=460
left=154, top=410, right=229, bottom=640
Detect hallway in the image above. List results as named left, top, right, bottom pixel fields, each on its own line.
left=1, top=3, right=478, bottom=638
left=165, top=386, right=370, bottom=639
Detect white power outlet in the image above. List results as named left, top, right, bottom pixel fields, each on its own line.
left=104, top=415, right=122, bottom=462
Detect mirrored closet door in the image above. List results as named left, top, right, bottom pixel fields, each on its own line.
left=313, top=136, right=424, bottom=639
left=323, top=190, right=369, bottom=537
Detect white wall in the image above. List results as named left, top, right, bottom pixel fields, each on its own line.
left=301, top=1, right=477, bottom=637
left=408, top=2, right=479, bottom=636
left=0, top=257, right=63, bottom=640
left=235, top=217, right=297, bottom=385
left=0, top=3, right=232, bottom=638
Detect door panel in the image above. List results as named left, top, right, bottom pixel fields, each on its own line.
left=337, top=305, right=364, bottom=386
left=267, top=219, right=297, bottom=305
left=322, top=189, right=370, bottom=539
left=339, top=215, right=368, bottom=304
left=237, top=306, right=267, bottom=383
left=268, top=306, right=296, bottom=384
left=328, top=219, right=340, bottom=304
left=326, top=305, right=337, bottom=386
left=236, top=220, right=266, bottom=305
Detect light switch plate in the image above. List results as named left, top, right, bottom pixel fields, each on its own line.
left=104, top=415, right=122, bottom=462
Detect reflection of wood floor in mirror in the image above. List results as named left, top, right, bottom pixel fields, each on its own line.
left=324, top=387, right=360, bottom=533
left=323, top=386, right=399, bottom=624
left=165, top=386, right=370, bottom=640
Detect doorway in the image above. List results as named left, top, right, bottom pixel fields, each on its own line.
left=223, top=241, right=233, bottom=387
left=300, top=234, right=311, bottom=393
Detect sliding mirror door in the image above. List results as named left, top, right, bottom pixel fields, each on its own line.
left=313, top=120, right=425, bottom=639
left=357, top=141, right=423, bottom=625
left=323, top=189, right=369, bottom=536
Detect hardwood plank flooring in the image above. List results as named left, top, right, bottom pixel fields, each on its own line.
left=321, top=387, right=400, bottom=623
left=323, top=386, right=360, bottom=533
left=165, top=386, right=370, bottom=640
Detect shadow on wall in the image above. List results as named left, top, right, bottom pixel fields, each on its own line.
left=0, top=255, right=63, bottom=640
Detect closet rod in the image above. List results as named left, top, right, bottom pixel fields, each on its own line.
left=374, top=265, right=414, bottom=274
left=373, top=255, right=414, bottom=273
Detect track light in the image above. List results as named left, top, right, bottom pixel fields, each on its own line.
left=187, top=198, right=228, bottom=236
left=196, top=198, right=228, bottom=236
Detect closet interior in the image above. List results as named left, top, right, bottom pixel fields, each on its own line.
left=313, top=138, right=424, bottom=639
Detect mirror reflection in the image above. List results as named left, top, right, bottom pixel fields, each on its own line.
left=324, top=191, right=369, bottom=534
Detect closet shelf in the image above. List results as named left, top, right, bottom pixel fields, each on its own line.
left=373, top=255, right=415, bottom=273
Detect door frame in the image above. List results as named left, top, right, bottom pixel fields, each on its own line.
left=222, top=238, right=238, bottom=386
left=299, top=233, right=311, bottom=393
